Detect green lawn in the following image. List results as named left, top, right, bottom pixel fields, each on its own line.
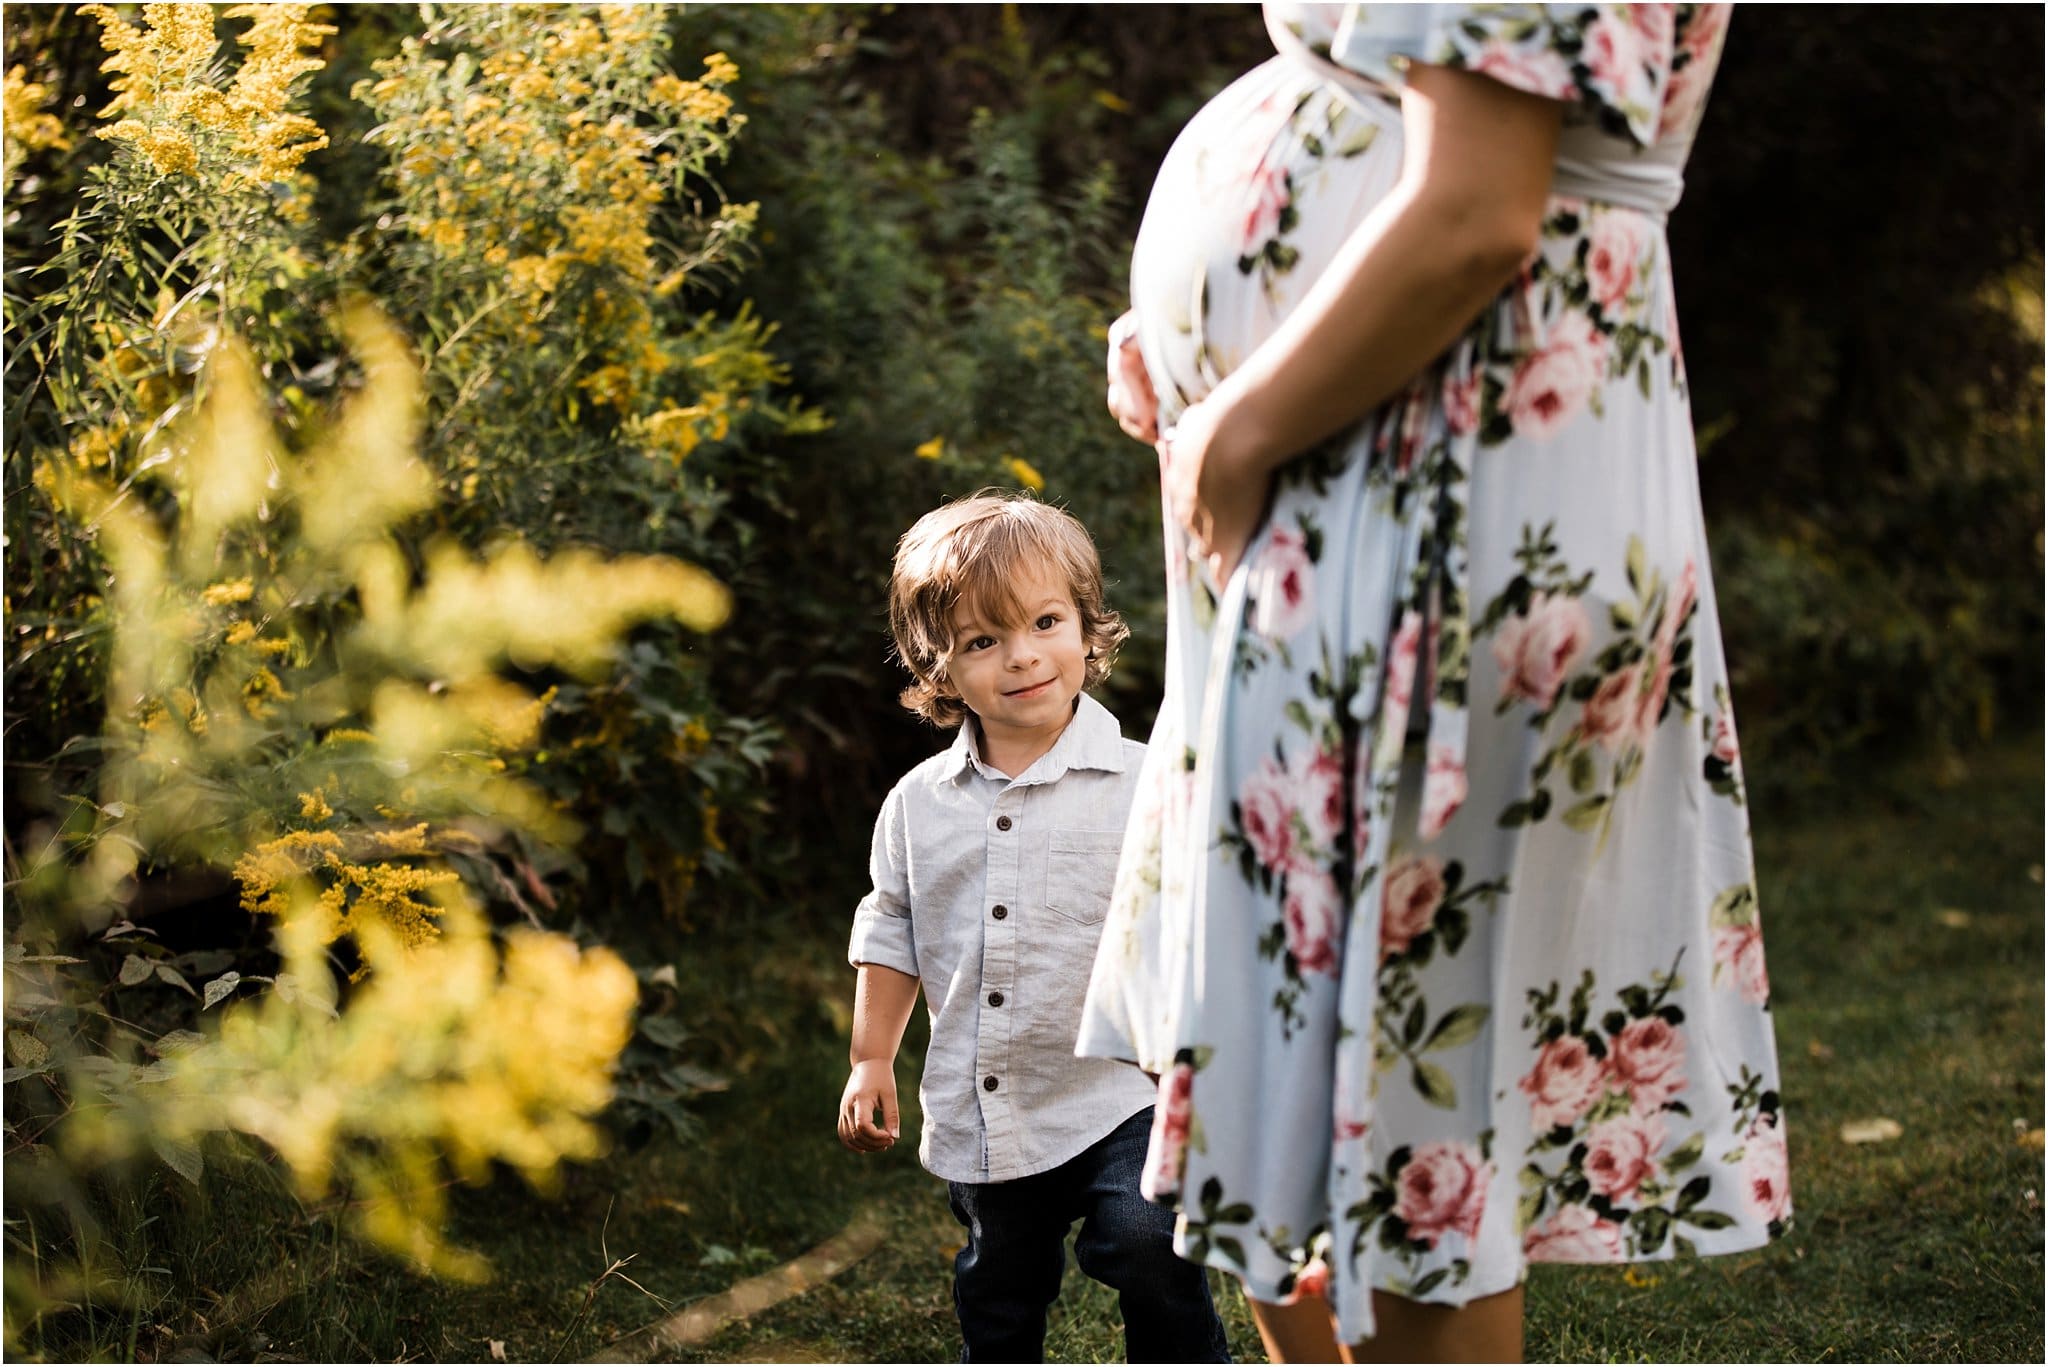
left=9, top=736, right=2042, bottom=1362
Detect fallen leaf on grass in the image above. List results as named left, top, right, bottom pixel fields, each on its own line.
left=1622, top=1266, right=1660, bottom=1287
left=1840, top=1117, right=1903, bottom=1145
left=2028, top=864, right=2043, bottom=885
left=2018, top=1128, right=2044, bottom=1152
left=1935, top=908, right=1971, bottom=929
left=488, top=1340, right=506, bottom=1362
left=1806, top=1039, right=1835, bottom=1062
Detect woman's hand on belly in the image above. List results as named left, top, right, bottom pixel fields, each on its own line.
left=1105, top=310, right=1160, bottom=444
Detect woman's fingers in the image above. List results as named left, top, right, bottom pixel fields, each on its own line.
left=1106, top=311, right=1160, bottom=443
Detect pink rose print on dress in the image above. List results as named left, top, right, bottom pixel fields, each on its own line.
left=1740, top=1115, right=1792, bottom=1225
left=1394, top=1140, right=1490, bottom=1249
left=1659, top=5, right=1728, bottom=139
left=1714, top=919, right=1769, bottom=1005
left=1468, top=39, right=1578, bottom=102
left=1142, top=1061, right=1195, bottom=1202
left=1295, top=746, right=1346, bottom=854
left=1291, top=1257, right=1330, bottom=1302
left=1506, top=314, right=1605, bottom=442
left=1634, top=651, right=1674, bottom=744
left=1386, top=609, right=1422, bottom=714
left=1581, top=15, right=1653, bottom=112
left=1492, top=591, right=1592, bottom=711
left=1582, top=1109, right=1668, bottom=1201
left=1284, top=865, right=1344, bottom=976
left=1519, top=1034, right=1610, bottom=1132
left=1580, top=662, right=1643, bottom=752
left=1522, top=1201, right=1627, bottom=1261
left=1240, top=163, right=1291, bottom=257
left=1420, top=743, right=1468, bottom=840
left=1607, top=1015, right=1688, bottom=1111
left=1240, top=754, right=1299, bottom=874
left=1443, top=367, right=1482, bottom=437
left=1585, top=210, right=1648, bottom=313
left=1629, top=2, right=1677, bottom=50
left=1251, top=523, right=1316, bottom=642
left=1380, top=853, right=1446, bottom=963
left=1710, top=709, right=1741, bottom=766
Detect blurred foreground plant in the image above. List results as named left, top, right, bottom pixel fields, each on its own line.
left=6, top=305, right=728, bottom=1330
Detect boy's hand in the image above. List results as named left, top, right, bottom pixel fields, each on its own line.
left=838, top=1058, right=900, bottom=1153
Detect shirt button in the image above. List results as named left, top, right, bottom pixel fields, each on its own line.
left=991, top=905, right=1007, bottom=920
left=995, top=815, right=1012, bottom=831
left=983, top=1075, right=999, bottom=1092
left=987, top=991, right=1004, bottom=1007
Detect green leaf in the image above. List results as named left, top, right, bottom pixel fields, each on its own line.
left=1625, top=535, right=1647, bottom=593
left=1561, top=796, right=1609, bottom=831
left=1424, top=1004, right=1489, bottom=1052
left=638, top=1015, right=692, bottom=1050
left=1679, top=1208, right=1736, bottom=1230
left=1412, top=1059, right=1457, bottom=1108
left=1403, top=998, right=1427, bottom=1048
left=1665, top=1131, right=1705, bottom=1174
left=202, top=972, right=241, bottom=1010
left=118, top=953, right=153, bottom=986
left=1214, top=1236, right=1249, bottom=1269
left=153, top=1135, right=204, bottom=1185
left=1568, top=747, right=1596, bottom=794
left=155, top=964, right=196, bottom=996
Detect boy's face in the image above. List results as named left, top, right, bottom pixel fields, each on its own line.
left=945, top=564, right=1089, bottom=757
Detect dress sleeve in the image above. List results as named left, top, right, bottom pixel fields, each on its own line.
left=1327, top=3, right=1677, bottom=147
left=847, top=786, right=918, bottom=977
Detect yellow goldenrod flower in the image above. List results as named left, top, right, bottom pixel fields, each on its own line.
left=4, top=64, right=74, bottom=180
left=915, top=436, right=946, bottom=461
left=299, top=789, right=333, bottom=822
left=1002, top=455, right=1047, bottom=493
left=203, top=578, right=256, bottom=606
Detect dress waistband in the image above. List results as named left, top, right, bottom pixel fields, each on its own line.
left=1550, top=129, right=1687, bottom=220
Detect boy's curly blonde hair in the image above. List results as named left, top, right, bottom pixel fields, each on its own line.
left=888, top=491, right=1129, bottom=729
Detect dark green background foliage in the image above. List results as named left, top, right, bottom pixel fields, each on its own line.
left=665, top=1, right=2044, bottom=845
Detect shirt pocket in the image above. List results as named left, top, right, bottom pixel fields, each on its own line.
left=1044, top=828, right=1126, bottom=925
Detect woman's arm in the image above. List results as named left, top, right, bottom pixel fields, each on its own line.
left=1169, top=65, right=1565, bottom=580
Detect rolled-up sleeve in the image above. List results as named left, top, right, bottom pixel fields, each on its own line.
left=847, top=785, right=919, bottom=976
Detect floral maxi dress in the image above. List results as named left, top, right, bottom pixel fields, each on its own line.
left=1077, top=3, right=1789, bottom=1341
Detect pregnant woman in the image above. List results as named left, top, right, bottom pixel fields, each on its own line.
left=1080, top=5, right=1788, bottom=1361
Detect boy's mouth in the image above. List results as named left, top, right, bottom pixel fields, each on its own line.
left=1004, top=679, right=1054, bottom=699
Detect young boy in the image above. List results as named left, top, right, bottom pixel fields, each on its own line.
left=836, top=492, right=1230, bottom=1364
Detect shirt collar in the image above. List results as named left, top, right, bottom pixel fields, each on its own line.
left=939, top=692, right=1128, bottom=786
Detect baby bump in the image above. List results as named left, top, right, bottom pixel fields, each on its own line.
left=1128, top=57, right=1405, bottom=422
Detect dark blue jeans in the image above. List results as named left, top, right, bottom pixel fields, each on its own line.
left=946, top=1106, right=1231, bottom=1364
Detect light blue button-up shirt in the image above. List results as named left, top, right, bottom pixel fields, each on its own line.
left=848, top=693, right=1156, bottom=1184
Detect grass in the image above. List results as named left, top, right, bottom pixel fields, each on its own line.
left=7, top=734, right=2042, bottom=1362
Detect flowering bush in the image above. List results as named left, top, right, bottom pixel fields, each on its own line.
left=3, top=2, right=803, bottom=1323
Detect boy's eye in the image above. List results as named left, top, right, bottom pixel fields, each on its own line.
left=966, top=635, right=996, bottom=652
left=1035, top=613, right=1060, bottom=631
